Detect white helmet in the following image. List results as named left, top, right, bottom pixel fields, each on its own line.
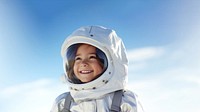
left=61, top=26, right=128, bottom=101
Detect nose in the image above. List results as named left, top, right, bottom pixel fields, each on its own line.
left=80, top=59, right=88, bottom=67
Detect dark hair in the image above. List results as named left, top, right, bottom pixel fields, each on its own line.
left=66, top=43, right=108, bottom=84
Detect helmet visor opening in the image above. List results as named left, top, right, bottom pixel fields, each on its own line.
left=65, top=43, right=108, bottom=84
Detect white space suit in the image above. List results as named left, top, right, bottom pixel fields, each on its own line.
left=51, top=26, right=144, bottom=112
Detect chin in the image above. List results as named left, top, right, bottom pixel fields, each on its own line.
left=81, top=79, right=92, bottom=83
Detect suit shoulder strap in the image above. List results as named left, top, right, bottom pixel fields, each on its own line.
left=110, top=90, right=124, bottom=112
left=62, top=92, right=73, bottom=112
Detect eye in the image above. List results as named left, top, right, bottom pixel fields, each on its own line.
left=89, top=55, right=97, bottom=60
left=75, top=56, right=81, bottom=61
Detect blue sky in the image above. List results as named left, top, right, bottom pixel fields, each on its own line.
left=0, top=0, right=200, bottom=112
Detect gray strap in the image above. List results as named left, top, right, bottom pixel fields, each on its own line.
left=61, top=90, right=123, bottom=112
left=62, top=92, right=73, bottom=112
left=110, top=90, right=123, bottom=112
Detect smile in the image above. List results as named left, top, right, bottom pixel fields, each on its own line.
left=79, top=70, right=93, bottom=74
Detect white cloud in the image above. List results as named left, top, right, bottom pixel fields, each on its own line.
left=127, top=37, right=200, bottom=112
left=0, top=79, right=67, bottom=112
left=127, top=47, right=164, bottom=62
left=128, top=69, right=200, bottom=112
left=127, top=47, right=165, bottom=72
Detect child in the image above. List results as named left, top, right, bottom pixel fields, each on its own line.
left=51, top=26, right=144, bottom=112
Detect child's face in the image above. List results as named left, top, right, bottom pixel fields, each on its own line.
left=73, top=44, right=103, bottom=83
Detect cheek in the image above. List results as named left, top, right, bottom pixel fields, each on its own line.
left=73, top=64, right=78, bottom=74
left=94, top=64, right=103, bottom=74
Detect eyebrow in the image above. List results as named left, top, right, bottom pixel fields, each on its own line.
left=75, top=53, right=96, bottom=56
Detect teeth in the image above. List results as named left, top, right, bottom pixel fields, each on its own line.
left=80, top=70, right=92, bottom=74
